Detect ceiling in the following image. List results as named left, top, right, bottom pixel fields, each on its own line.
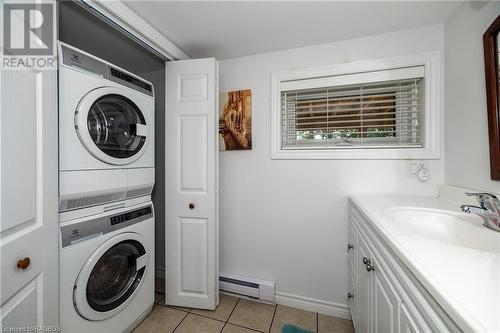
left=124, top=1, right=462, bottom=60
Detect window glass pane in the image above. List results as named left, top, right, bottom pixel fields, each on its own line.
left=281, top=77, right=424, bottom=149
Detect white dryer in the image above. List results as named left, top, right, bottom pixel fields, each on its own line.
left=58, top=42, right=155, bottom=212
left=59, top=200, right=154, bottom=332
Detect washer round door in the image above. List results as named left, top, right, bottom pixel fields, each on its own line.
left=75, top=87, right=150, bottom=165
left=74, top=233, right=149, bottom=321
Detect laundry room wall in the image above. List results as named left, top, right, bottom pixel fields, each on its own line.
left=58, top=2, right=166, bottom=275
left=218, top=24, right=445, bottom=314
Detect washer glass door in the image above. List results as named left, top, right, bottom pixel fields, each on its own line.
left=86, top=240, right=146, bottom=312
left=87, top=94, right=146, bottom=159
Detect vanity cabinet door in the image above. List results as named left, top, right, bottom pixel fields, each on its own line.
left=400, top=304, right=422, bottom=333
left=347, top=222, right=358, bottom=327
left=372, top=260, right=400, bottom=333
left=351, top=219, right=399, bottom=333
left=357, top=236, right=373, bottom=333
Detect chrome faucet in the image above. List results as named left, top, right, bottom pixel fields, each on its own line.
left=461, top=192, right=500, bottom=232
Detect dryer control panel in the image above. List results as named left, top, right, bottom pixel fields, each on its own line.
left=59, top=43, right=154, bottom=97
left=110, top=206, right=152, bottom=226
left=60, top=204, right=153, bottom=247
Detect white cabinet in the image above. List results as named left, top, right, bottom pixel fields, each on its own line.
left=400, top=305, right=422, bottom=333
left=372, top=261, right=399, bottom=333
left=350, top=226, right=399, bottom=333
left=357, top=236, right=373, bottom=333
left=347, top=223, right=358, bottom=328
left=348, top=202, right=460, bottom=333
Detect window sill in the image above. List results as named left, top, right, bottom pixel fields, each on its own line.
left=270, top=147, right=440, bottom=160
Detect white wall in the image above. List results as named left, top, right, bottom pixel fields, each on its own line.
left=219, top=25, right=444, bottom=313
left=444, top=2, right=500, bottom=193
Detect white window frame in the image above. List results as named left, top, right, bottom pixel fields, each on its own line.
left=270, top=51, right=442, bottom=160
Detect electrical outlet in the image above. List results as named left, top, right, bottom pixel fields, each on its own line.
left=408, top=161, right=429, bottom=177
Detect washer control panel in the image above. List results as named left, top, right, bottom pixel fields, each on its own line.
left=110, top=206, right=152, bottom=226
left=60, top=204, right=153, bottom=248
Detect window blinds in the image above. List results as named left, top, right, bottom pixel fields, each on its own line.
left=280, top=66, right=425, bottom=150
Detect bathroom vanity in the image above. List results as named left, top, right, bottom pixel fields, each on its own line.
left=348, top=187, right=500, bottom=333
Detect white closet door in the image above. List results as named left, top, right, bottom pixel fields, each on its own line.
left=165, top=58, right=218, bottom=309
left=0, top=69, right=59, bottom=329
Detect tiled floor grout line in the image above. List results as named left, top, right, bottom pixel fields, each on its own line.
left=169, top=297, right=243, bottom=333
left=226, top=322, right=263, bottom=333
left=171, top=311, right=189, bottom=333
left=220, top=297, right=240, bottom=332
left=268, top=303, right=278, bottom=333
left=148, top=292, right=352, bottom=333
left=226, top=297, right=240, bottom=322
left=186, top=312, right=225, bottom=323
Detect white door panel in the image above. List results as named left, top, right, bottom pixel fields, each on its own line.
left=1, top=277, right=41, bottom=329
left=0, top=70, right=37, bottom=233
left=179, top=115, right=208, bottom=193
left=166, top=58, right=218, bottom=309
left=373, top=263, right=400, bottom=333
left=400, top=305, right=422, bottom=333
left=178, top=218, right=208, bottom=296
left=0, top=68, right=58, bottom=329
left=358, top=237, right=372, bottom=333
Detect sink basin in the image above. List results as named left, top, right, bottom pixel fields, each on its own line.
left=383, top=208, right=500, bottom=253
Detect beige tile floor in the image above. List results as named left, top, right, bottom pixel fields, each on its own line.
left=133, top=280, right=354, bottom=333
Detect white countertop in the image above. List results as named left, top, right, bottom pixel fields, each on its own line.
left=350, top=188, right=500, bottom=333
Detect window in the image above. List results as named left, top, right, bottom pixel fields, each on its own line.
left=282, top=75, right=424, bottom=149
left=271, top=52, right=441, bottom=159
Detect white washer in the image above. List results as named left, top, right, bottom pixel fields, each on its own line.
left=59, top=200, right=154, bottom=333
left=58, top=42, right=155, bottom=212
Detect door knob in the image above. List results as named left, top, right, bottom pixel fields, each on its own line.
left=188, top=203, right=195, bottom=209
left=347, top=243, right=354, bottom=250
left=17, top=257, right=31, bottom=270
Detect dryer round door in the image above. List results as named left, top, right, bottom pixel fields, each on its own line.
left=75, top=87, right=150, bottom=165
left=74, top=232, right=149, bottom=321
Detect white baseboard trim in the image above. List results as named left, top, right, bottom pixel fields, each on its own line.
left=155, top=267, right=165, bottom=279
left=275, top=291, right=351, bottom=320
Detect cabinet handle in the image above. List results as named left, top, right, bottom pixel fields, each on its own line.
left=17, top=257, right=31, bottom=270
left=366, top=263, right=375, bottom=272
left=362, top=257, right=370, bottom=265
left=347, top=292, right=353, bottom=299
left=347, top=244, right=354, bottom=250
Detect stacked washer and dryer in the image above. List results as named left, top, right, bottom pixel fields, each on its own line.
left=57, top=42, right=155, bottom=333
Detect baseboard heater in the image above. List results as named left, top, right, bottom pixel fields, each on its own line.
left=219, top=273, right=275, bottom=304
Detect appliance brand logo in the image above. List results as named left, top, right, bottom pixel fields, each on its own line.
left=2, top=1, right=56, bottom=70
